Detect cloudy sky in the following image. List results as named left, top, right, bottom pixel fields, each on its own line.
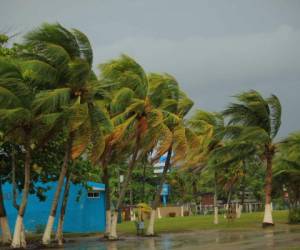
left=1, top=0, right=299, bottom=138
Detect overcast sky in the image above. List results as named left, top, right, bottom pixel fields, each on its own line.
left=1, top=0, right=299, bottom=138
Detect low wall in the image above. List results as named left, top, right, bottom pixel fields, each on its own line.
left=156, top=206, right=187, bottom=218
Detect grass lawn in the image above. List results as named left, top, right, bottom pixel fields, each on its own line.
left=118, top=210, right=300, bottom=235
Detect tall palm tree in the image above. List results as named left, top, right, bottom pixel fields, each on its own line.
left=23, top=23, right=112, bottom=245
left=274, top=131, right=300, bottom=210
left=188, top=110, right=224, bottom=224
left=0, top=57, right=62, bottom=248
left=145, top=74, right=195, bottom=235
left=100, top=55, right=168, bottom=239
left=223, top=90, right=281, bottom=227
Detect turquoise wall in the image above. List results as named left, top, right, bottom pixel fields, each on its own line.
left=2, top=181, right=106, bottom=233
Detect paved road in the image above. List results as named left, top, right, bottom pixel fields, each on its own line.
left=58, top=228, right=300, bottom=250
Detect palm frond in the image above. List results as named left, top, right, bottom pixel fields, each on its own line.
left=223, top=90, right=273, bottom=136
left=267, top=94, right=281, bottom=139
left=177, top=91, right=194, bottom=117
left=100, top=54, right=148, bottom=99
left=66, top=102, right=89, bottom=132
left=152, top=124, right=173, bottom=160
left=72, top=29, right=93, bottom=66
left=33, top=88, right=71, bottom=113
left=71, top=119, right=91, bottom=159
left=172, top=125, right=188, bottom=163
left=20, top=59, right=59, bottom=89
left=0, top=108, right=31, bottom=130
left=0, top=86, right=21, bottom=108
left=25, top=23, right=80, bottom=59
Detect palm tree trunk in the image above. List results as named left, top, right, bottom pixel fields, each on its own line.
left=146, top=147, right=172, bottom=236
left=225, top=189, right=232, bottom=218
left=142, top=163, right=146, bottom=201
left=55, top=172, right=71, bottom=246
left=213, top=170, right=219, bottom=224
left=102, top=162, right=111, bottom=237
left=0, top=180, right=11, bottom=244
left=238, top=170, right=246, bottom=219
left=11, top=147, right=31, bottom=249
left=109, top=136, right=140, bottom=240
left=42, top=138, right=71, bottom=245
left=11, top=149, right=19, bottom=211
left=263, top=153, right=274, bottom=227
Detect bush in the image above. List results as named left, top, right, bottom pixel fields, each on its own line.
left=183, top=211, right=189, bottom=216
left=169, top=212, right=176, bottom=217
left=288, top=208, right=300, bottom=224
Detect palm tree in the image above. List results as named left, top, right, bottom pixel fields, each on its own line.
left=0, top=57, right=63, bottom=248
left=209, top=125, right=268, bottom=219
left=145, top=74, right=195, bottom=235
left=188, top=110, right=224, bottom=224
left=274, top=132, right=300, bottom=211
left=223, top=90, right=281, bottom=227
left=23, top=23, right=112, bottom=245
left=100, top=55, right=168, bottom=239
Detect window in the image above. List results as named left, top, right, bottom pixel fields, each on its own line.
left=87, top=191, right=100, bottom=199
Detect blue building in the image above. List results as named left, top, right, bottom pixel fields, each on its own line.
left=2, top=181, right=106, bottom=233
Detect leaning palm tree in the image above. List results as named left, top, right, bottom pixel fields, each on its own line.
left=100, top=55, right=168, bottom=239
left=188, top=110, right=225, bottom=224
left=23, top=23, right=112, bottom=245
left=274, top=131, right=300, bottom=211
left=209, top=124, right=270, bottom=219
left=0, top=57, right=62, bottom=248
left=222, top=90, right=281, bottom=227
left=145, top=75, right=196, bottom=236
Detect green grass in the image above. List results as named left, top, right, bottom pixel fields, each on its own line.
left=118, top=210, right=300, bottom=235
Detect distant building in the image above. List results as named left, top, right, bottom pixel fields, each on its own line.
left=3, top=181, right=106, bottom=233
left=153, top=155, right=168, bottom=174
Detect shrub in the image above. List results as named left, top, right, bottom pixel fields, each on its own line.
left=288, top=208, right=300, bottom=224
left=183, top=211, right=189, bottom=216
left=169, top=212, right=176, bottom=217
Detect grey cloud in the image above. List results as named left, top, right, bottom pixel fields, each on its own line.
left=93, top=26, right=300, bottom=138
left=1, top=0, right=300, bottom=138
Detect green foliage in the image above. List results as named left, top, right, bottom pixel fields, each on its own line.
left=223, top=90, right=281, bottom=139
left=289, top=208, right=300, bottom=224
left=274, top=131, right=300, bottom=208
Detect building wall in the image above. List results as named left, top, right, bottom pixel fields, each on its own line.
left=2, top=181, right=106, bottom=233
left=156, top=206, right=184, bottom=218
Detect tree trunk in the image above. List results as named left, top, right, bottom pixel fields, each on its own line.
left=11, top=148, right=19, bottom=211
left=11, top=147, right=31, bottom=249
left=142, top=163, right=146, bottom=201
left=146, top=147, right=172, bottom=236
left=238, top=160, right=247, bottom=219
left=109, top=136, right=140, bottom=240
left=213, top=170, right=219, bottom=224
left=0, top=180, right=12, bottom=244
left=102, top=162, right=111, bottom=237
left=42, top=139, right=71, bottom=245
left=224, top=189, right=232, bottom=218
left=263, top=153, right=274, bottom=227
left=55, top=173, right=71, bottom=246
